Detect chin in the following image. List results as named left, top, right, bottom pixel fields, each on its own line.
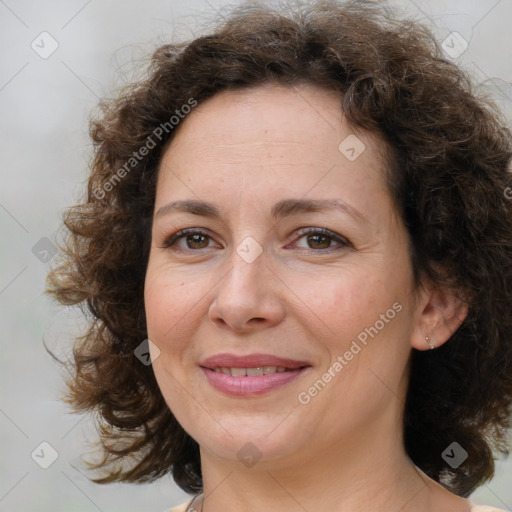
left=190, top=414, right=307, bottom=464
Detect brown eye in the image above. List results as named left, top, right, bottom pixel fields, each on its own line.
left=160, top=227, right=351, bottom=254
left=184, top=233, right=210, bottom=249
left=294, top=228, right=351, bottom=252
left=305, top=233, right=331, bottom=249
left=160, top=229, right=216, bottom=251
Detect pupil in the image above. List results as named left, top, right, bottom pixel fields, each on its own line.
left=189, top=234, right=207, bottom=248
left=309, top=234, right=329, bottom=249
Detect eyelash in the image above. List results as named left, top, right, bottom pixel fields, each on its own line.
left=159, top=227, right=352, bottom=254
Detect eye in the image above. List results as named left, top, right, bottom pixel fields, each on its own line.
left=159, top=228, right=217, bottom=252
left=159, top=227, right=352, bottom=253
left=292, top=227, right=352, bottom=252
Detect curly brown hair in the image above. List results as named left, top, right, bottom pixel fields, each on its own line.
left=45, top=0, right=512, bottom=499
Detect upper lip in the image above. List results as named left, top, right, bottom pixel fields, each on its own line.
left=200, top=353, right=311, bottom=369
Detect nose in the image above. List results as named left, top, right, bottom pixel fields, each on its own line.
left=208, top=246, right=286, bottom=333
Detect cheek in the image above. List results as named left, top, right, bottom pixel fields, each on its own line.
left=144, top=263, right=207, bottom=355
left=303, top=263, right=410, bottom=371
left=144, top=266, right=206, bottom=419
left=301, top=274, right=410, bottom=400
left=299, top=269, right=384, bottom=343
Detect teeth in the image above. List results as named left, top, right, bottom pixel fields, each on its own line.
left=212, top=366, right=291, bottom=376
left=247, top=367, right=264, bottom=376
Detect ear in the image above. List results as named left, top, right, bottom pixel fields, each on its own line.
left=410, top=281, right=469, bottom=351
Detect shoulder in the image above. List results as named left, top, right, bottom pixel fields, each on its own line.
left=166, top=502, right=510, bottom=512
left=166, top=502, right=509, bottom=512
left=471, top=506, right=509, bottom=512
left=169, top=500, right=506, bottom=512
left=167, top=498, right=193, bottom=512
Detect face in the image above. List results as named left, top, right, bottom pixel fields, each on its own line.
left=144, top=82, right=419, bottom=467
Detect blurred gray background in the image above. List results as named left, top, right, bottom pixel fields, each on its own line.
left=1, top=0, right=511, bottom=511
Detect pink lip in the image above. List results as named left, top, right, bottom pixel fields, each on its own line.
left=199, top=353, right=312, bottom=397
left=200, top=366, right=311, bottom=397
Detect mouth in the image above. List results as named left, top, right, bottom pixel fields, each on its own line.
left=199, top=353, right=312, bottom=396
left=206, top=366, right=303, bottom=376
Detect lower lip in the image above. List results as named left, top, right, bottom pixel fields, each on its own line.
left=200, top=367, right=310, bottom=397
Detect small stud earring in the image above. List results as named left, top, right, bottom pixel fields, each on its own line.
left=425, top=335, right=435, bottom=350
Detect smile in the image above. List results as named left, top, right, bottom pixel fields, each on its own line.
left=210, top=366, right=294, bottom=376
left=201, top=366, right=311, bottom=396
left=199, top=353, right=312, bottom=396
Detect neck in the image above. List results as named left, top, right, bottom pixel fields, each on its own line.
left=196, top=408, right=455, bottom=512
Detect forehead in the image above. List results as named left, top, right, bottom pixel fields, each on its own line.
left=163, top=83, right=361, bottom=155
left=155, top=83, right=390, bottom=213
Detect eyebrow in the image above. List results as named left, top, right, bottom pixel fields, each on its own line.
left=155, top=198, right=368, bottom=223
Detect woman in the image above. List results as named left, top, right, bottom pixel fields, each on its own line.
left=45, top=1, right=512, bottom=511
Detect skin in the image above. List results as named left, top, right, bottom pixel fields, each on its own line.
left=144, top=82, right=470, bottom=512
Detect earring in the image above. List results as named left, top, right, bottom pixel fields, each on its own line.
left=425, top=335, right=435, bottom=350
